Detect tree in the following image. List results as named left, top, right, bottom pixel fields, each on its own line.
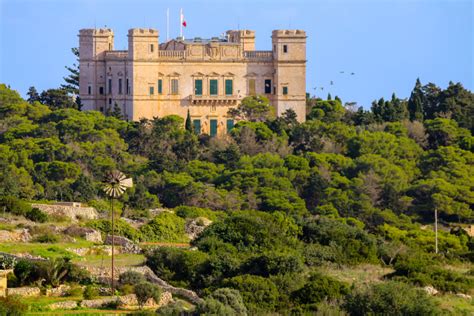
left=61, top=47, right=80, bottom=95
left=26, top=86, right=40, bottom=104
left=407, top=78, right=424, bottom=121
left=228, top=95, right=274, bottom=122
left=40, top=88, right=77, bottom=109
left=111, top=102, right=123, bottom=119
left=185, top=109, right=193, bottom=133
left=134, top=282, right=162, bottom=308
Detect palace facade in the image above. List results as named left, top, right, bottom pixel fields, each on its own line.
left=79, top=28, right=306, bottom=136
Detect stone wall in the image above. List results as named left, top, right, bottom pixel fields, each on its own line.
left=31, top=203, right=98, bottom=221
left=48, top=300, right=78, bottom=310
left=0, top=229, right=31, bottom=243
left=63, top=226, right=102, bottom=243
left=7, top=286, right=41, bottom=297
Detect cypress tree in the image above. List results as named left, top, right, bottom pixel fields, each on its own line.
left=185, top=109, right=193, bottom=133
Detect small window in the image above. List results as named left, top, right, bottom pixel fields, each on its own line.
left=283, top=86, right=288, bottom=95
left=210, top=119, right=218, bottom=137
left=225, top=79, right=233, bottom=96
left=171, top=79, right=179, bottom=94
left=158, top=79, right=163, bottom=94
left=210, top=79, right=218, bottom=96
left=283, top=45, right=288, bottom=53
left=273, top=44, right=276, bottom=52
left=264, top=79, right=272, bottom=94
left=149, top=86, right=154, bottom=95
left=150, top=44, right=154, bottom=53
left=248, top=79, right=256, bottom=95
left=108, top=79, right=112, bottom=94
left=100, top=107, right=104, bottom=112
left=118, top=78, right=122, bottom=94
left=193, top=119, right=201, bottom=134
left=273, top=86, right=276, bottom=95
left=226, top=119, right=234, bottom=133
left=126, top=79, right=130, bottom=95
left=195, top=79, right=203, bottom=96
left=109, top=98, right=112, bottom=105
left=88, top=86, right=91, bottom=95
left=99, top=86, right=104, bottom=95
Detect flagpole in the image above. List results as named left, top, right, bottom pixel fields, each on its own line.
left=180, top=8, right=183, bottom=38
left=166, top=8, right=169, bottom=41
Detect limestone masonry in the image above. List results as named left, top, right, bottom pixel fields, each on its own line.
left=79, top=28, right=307, bottom=135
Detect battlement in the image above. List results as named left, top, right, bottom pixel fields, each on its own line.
left=128, top=28, right=159, bottom=37
left=79, top=28, right=114, bottom=37
left=227, top=29, right=255, bottom=38
left=272, top=30, right=306, bottom=38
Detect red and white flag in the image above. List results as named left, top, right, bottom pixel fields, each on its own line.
left=180, top=9, right=187, bottom=27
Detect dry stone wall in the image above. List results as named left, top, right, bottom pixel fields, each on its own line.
left=7, top=287, right=41, bottom=297
left=31, top=203, right=98, bottom=221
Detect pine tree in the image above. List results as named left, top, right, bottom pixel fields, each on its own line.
left=185, top=109, right=193, bottom=133
left=327, top=93, right=332, bottom=100
left=61, top=48, right=80, bottom=95
left=111, top=102, right=123, bottom=119
left=408, top=78, right=424, bottom=121
left=26, top=86, right=40, bottom=104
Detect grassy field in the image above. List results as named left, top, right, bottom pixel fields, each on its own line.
left=72, top=254, right=145, bottom=268
left=0, top=240, right=95, bottom=259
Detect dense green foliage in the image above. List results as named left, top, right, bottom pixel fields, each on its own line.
left=0, top=81, right=473, bottom=314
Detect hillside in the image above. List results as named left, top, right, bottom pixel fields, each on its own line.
left=0, top=82, right=473, bottom=315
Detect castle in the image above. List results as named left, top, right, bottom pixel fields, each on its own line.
left=79, top=28, right=306, bottom=136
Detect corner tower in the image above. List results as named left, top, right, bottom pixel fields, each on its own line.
left=78, top=28, right=114, bottom=111
left=272, top=30, right=307, bottom=122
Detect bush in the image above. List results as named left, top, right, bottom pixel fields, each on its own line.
left=0, top=295, right=28, bottom=315
left=0, top=196, right=32, bottom=216
left=134, top=282, right=162, bottom=308
left=224, top=274, right=279, bottom=313
left=66, top=285, right=83, bottom=297
left=83, top=285, right=99, bottom=299
left=87, top=218, right=142, bottom=242
left=13, top=259, right=36, bottom=286
left=293, top=272, right=349, bottom=307
left=139, top=212, right=188, bottom=242
left=343, top=281, right=440, bottom=315
left=241, top=251, right=304, bottom=277
left=207, top=288, right=248, bottom=315
left=34, top=232, right=59, bottom=243
left=25, top=207, right=48, bottom=223
left=119, top=271, right=146, bottom=286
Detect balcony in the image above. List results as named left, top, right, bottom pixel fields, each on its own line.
left=158, top=50, right=186, bottom=60
left=244, top=51, right=273, bottom=61
left=189, top=94, right=239, bottom=105
left=105, top=50, right=128, bottom=59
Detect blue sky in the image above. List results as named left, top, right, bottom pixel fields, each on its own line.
left=0, top=0, right=472, bottom=108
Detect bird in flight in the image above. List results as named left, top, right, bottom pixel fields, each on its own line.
left=330, top=81, right=334, bottom=85
left=351, top=72, right=355, bottom=75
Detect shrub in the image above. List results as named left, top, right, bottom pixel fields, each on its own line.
left=0, top=196, right=32, bottom=216
left=139, top=212, right=188, bottom=242
left=87, top=218, right=142, bottom=242
left=134, top=282, right=162, bottom=308
left=343, top=281, right=440, bottom=315
left=25, top=207, right=48, bottom=223
left=196, top=298, right=237, bottom=315
left=120, top=284, right=135, bottom=295
left=224, top=274, right=279, bottom=313
left=175, top=205, right=224, bottom=221
left=83, top=285, right=99, bottom=299
left=0, top=295, right=28, bottom=315
left=208, top=288, right=248, bottom=315
left=241, top=251, right=304, bottom=276
left=66, top=285, right=83, bottom=297
left=119, top=271, right=146, bottom=286
left=293, top=272, right=349, bottom=307
left=34, top=232, right=59, bottom=243
left=13, top=259, right=35, bottom=286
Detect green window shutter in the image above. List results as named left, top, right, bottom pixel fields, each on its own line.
left=210, top=79, right=218, bottom=95
left=226, top=119, right=234, bottom=133
left=210, top=119, right=218, bottom=136
left=158, top=79, right=162, bottom=94
left=225, top=79, right=233, bottom=96
left=195, top=79, right=203, bottom=96
left=249, top=79, right=256, bottom=95
left=193, top=119, right=201, bottom=134
left=149, top=86, right=154, bottom=95
left=283, top=86, right=288, bottom=95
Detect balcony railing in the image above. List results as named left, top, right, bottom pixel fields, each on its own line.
left=105, top=50, right=128, bottom=59
left=158, top=50, right=186, bottom=59
left=244, top=51, right=273, bottom=61
left=189, top=94, right=239, bottom=105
